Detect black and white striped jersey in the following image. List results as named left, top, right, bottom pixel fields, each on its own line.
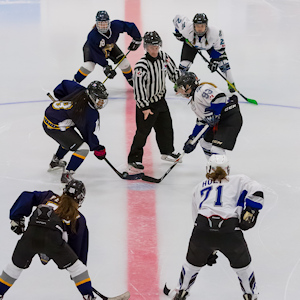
left=133, top=51, right=180, bottom=109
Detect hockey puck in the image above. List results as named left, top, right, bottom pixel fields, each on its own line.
left=122, top=172, right=129, bottom=178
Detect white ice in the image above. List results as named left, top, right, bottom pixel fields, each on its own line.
left=0, top=0, right=300, bottom=299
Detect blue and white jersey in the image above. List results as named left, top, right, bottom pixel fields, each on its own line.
left=43, top=80, right=101, bottom=151
left=10, top=190, right=89, bottom=265
left=173, top=14, right=226, bottom=59
left=191, top=174, right=264, bottom=221
left=191, top=83, right=227, bottom=123
left=85, top=20, right=141, bottom=67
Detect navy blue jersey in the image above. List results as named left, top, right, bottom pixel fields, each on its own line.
left=10, top=190, right=89, bottom=265
left=85, top=20, right=141, bottom=66
left=44, top=80, right=101, bottom=151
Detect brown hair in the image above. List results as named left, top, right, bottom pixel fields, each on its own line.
left=206, top=166, right=228, bottom=183
left=70, top=90, right=91, bottom=122
left=55, top=194, right=79, bottom=233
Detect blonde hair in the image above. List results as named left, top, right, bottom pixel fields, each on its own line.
left=206, top=166, right=228, bottom=183
left=55, top=194, right=79, bottom=232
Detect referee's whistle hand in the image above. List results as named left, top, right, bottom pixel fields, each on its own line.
left=143, top=109, right=154, bottom=120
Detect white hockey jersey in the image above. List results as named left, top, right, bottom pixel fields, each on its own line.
left=191, top=83, right=227, bottom=123
left=191, top=174, right=264, bottom=222
left=173, top=14, right=226, bottom=52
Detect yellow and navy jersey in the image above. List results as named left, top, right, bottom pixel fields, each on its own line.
left=86, top=19, right=141, bottom=67
left=9, top=190, right=89, bottom=265
left=43, top=80, right=101, bottom=151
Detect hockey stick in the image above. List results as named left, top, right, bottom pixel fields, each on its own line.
left=141, top=125, right=209, bottom=183
left=184, top=39, right=258, bottom=105
left=47, top=92, right=56, bottom=102
left=103, top=50, right=131, bottom=84
left=104, top=158, right=143, bottom=180
left=92, top=288, right=130, bottom=300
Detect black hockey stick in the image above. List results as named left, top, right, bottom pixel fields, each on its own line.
left=141, top=125, right=209, bottom=183
left=184, top=39, right=258, bottom=105
left=103, top=50, right=131, bottom=84
left=104, top=158, right=143, bottom=180
left=92, top=287, right=130, bottom=300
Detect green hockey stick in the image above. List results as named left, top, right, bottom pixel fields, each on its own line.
left=185, top=39, right=258, bottom=105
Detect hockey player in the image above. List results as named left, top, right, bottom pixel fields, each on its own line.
left=0, top=180, right=97, bottom=300
left=175, top=72, right=242, bottom=160
left=43, top=80, right=108, bottom=183
left=173, top=13, right=235, bottom=92
left=74, top=10, right=142, bottom=86
left=168, top=155, right=264, bottom=300
left=127, top=31, right=181, bottom=171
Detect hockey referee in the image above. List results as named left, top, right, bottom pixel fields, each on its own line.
left=128, top=31, right=181, bottom=171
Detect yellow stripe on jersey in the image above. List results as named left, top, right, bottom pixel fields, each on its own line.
left=73, top=153, right=87, bottom=160
left=75, top=277, right=91, bottom=286
left=200, top=82, right=217, bottom=88
left=0, top=278, right=13, bottom=287
left=122, top=68, right=132, bottom=74
left=78, top=69, right=88, bottom=76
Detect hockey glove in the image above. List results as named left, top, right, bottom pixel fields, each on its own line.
left=173, top=32, right=185, bottom=42
left=103, top=65, right=117, bottom=79
left=204, top=109, right=220, bottom=127
left=94, top=145, right=106, bottom=160
left=240, top=206, right=259, bottom=230
left=183, top=135, right=198, bottom=153
left=208, top=59, right=219, bottom=72
left=128, top=37, right=142, bottom=51
left=10, top=217, right=25, bottom=235
left=229, top=94, right=238, bottom=103
left=206, top=252, right=218, bottom=266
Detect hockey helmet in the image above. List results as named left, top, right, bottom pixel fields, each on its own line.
left=175, top=72, right=199, bottom=98
left=206, top=155, right=230, bottom=175
left=193, top=13, right=208, bottom=36
left=86, top=81, right=109, bottom=109
left=143, top=31, right=162, bottom=48
left=63, top=179, right=86, bottom=207
left=96, top=10, right=110, bottom=34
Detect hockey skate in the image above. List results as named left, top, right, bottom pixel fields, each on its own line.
left=128, top=162, right=144, bottom=170
left=61, top=170, right=75, bottom=183
left=243, top=294, right=258, bottom=300
left=161, top=152, right=182, bottom=163
left=173, top=290, right=189, bottom=300
left=48, top=155, right=67, bottom=171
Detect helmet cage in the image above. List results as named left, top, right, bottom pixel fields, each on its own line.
left=86, top=81, right=109, bottom=110
left=175, top=72, right=199, bottom=97
left=95, top=11, right=110, bottom=34
left=193, top=13, right=208, bottom=36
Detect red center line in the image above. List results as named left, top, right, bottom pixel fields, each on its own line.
left=125, top=1, right=159, bottom=299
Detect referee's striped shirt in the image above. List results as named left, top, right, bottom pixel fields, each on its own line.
left=133, top=51, right=180, bottom=109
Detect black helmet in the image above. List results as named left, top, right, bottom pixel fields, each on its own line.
left=175, top=72, right=199, bottom=97
left=96, top=10, right=110, bottom=22
left=193, top=13, right=208, bottom=36
left=63, top=179, right=86, bottom=207
left=193, top=13, right=208, bottom=24
left=86, top=81, right=108, bottom=109
left=143, top=31, right=162, bottom=48
left=95, top=11, right=110, bottom=34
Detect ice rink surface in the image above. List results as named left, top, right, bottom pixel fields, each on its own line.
left=0, top=0, right=300, bottom=299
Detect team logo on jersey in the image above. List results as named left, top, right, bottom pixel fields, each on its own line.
left=99, top=39, right=105, bottom=48
left=136, top=70, right=144, bottom=77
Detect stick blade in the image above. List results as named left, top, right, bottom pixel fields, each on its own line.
left=246, top=98, right=258, bottom=105
left=122, top=172, right=144, bottom=180
left=108, top=291, right=130, bottom=300
left=141, top=174, right=161, bottom=183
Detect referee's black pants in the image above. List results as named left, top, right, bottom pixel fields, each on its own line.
left=128, top=98, right=174, bottom=163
